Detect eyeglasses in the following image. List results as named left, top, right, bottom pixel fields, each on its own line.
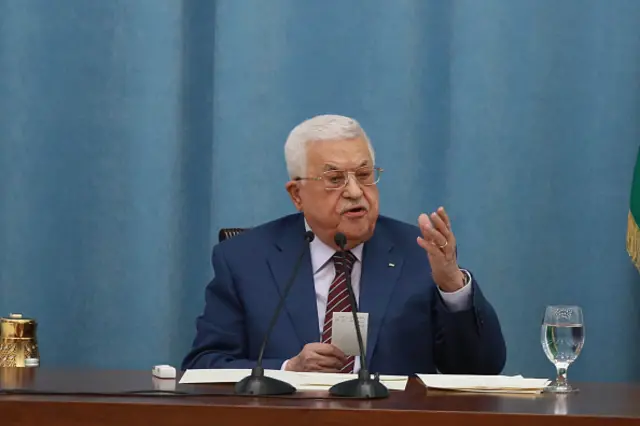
left=295, top=166, right=383, bottom=190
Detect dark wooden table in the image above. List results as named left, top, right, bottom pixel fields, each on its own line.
left=1, top=368, right=639, bottom=426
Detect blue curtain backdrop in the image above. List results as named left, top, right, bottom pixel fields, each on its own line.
left=1, top=0, right=639, bottom=382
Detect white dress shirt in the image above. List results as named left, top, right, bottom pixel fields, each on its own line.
left=283, top=229, right=473, bottom=372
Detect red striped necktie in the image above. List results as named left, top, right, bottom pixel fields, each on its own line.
left=321, top=251, right=357, bottom=373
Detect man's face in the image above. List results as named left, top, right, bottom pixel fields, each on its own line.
left=286, top=137, right=380, bottom=249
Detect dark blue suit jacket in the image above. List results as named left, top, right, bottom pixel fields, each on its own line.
left=182, top=213, right=506, bottom=375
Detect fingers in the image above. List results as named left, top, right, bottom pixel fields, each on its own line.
left=417, top=236, right=445, bottom=258
left=310, top=343, right=347, bottom=363
left=437, top=206, right=451, bottom=229
left=418, top=212, right=430, bottom=230
left=316, top=356, right=345, bottom=370
left=430, top=210, right=451, bottom=239
left=426, top=220, right=448, bottom=248
left=418, top=214, right=447, bottom=248
left=417, top=207, right=456, bottom=258
left=297, top=355, right=343, bottom=371
left=431, top=210, right=456, bottom=257
left=297, top=343, right=348, bottom=372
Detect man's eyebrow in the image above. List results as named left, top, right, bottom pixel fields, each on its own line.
left=322, top=161, right=370, bottom=172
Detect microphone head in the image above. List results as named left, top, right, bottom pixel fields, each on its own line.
left=334, top=232, right=347, bottom=250
left=304, top=230, right=315, bottom=242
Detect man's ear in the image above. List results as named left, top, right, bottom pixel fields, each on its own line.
left=285, top=181, right=303, bottom=211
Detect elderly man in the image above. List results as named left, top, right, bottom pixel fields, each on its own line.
left=182, top=115, right=506, bottom=375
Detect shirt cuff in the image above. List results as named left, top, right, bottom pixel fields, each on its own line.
left=437, top=269, right=473, bottom=312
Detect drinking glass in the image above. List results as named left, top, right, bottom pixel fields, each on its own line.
left=541, top=305, right=584, bottom=393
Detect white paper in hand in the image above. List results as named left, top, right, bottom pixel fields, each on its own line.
left=330, top=312, right=368, bottom=356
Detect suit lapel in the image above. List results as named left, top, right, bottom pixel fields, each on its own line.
left=267, top=215, right=320, bottom=347
left=359, top=225, right=402, bottom=366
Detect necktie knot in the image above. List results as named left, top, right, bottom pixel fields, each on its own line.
left=332, top=251, right=356, bottom=274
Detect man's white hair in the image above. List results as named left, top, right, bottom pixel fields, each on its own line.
left=284, top=114, right=375, bottom=179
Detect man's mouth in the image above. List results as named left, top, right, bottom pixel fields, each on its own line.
left=343, top=206, right=368, bottom=217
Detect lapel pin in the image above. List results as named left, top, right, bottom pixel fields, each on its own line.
left=388, top=263, right=395, bottom=267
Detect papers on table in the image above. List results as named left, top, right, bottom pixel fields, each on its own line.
left=179, top=369, right=549, bottom=394
left=179, top=369, right=408, bottom=391
left=416, top=374, right=551, bottom=394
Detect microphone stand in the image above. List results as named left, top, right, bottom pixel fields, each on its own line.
left=328, top=233, right=389, bottom=399
left=234, top=231, right=315, bottom=396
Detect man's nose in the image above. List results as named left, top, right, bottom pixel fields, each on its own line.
left=343, top=174, right=363, bottom=198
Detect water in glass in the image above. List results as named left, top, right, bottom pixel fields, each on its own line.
left=541, top=305, right=584, bottom=393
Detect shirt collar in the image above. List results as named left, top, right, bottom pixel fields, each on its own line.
left=304, top=219, right=363, bottom=274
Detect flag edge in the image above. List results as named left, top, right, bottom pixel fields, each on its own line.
left=627, top=211, right=640, bottom=270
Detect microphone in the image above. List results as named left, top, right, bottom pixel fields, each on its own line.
left=234, top=230, right=315, bottom=396
left=328, top=232, right=389, bottom=399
